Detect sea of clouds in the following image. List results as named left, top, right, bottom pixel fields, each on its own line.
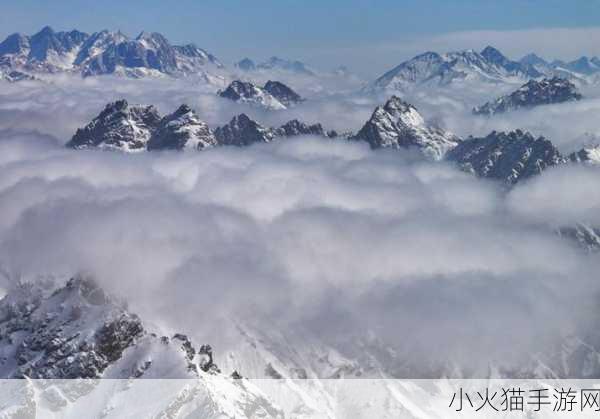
left=1, top=75, right=600, bottom=377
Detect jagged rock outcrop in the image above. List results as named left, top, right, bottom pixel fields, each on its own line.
left=445, top=129, right=565, bottom=185
left=274, top=119, right=336, bottom=138
left=0, top=277, right=216, bottom=379
left=70, top=101, right=338, bottom=152
left=473, top=77, right=583, bottom=115
left=569, top=144, right=600, bottom=165
left=67, top=99, right=161, bottom=151
left=214, top=114, right=275, bottom=146
left=148, top=104, right=217, bottom=151
left=351, top=96, right=460, bottom=159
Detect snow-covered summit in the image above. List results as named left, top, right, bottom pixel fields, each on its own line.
left=352, top=95, right=460, bottom=160
left=367, top=46, right=542, bottom=92
left=148, top=104, right=218, bottom=151
left=67, top=99, right=162, bottom=152
left=218, top=80, right=303, bottom=110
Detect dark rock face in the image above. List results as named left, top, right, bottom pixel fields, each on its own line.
left=352, top=96, right=460, bottom=160
left=275, top=120, right=327, bottom=137
left=214, top=114, right=274, bottom=146
left=148, top=104, right=217, bottom=151
left=446, top=130, right=565, bottom=185
left=263, top=80, right=303, bottom=107
left=218, top=80, right=262, bottom=102
left=474, top=77, right=583, bottom=115
left=67, top=99, right=161, bottom=151
left=276, top=120, right=325, bottom=137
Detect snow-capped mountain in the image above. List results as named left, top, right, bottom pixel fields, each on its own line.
left=218, top=80, right=303, bottom=110
left=235, top=56, right=315, bottom=76
left=473, top=77, right=582, bottom=115
left=0, top=277, right=286, bottom=418
left=0, top=26, right=223, bottom=80
left=69, top=100, right=336, bottom=152
left=147, top=104, right=218, bottom=151
left=67, top=100, right=162, bottom=152
left=351, top=96, right=460, bottom=160
left=0, top=276, right=217, bottom=379
left=445, top=130, right=565, bottom=185
left=368, top=46, right=542, bottom=91
left=545, top=56, right=600, bottom=75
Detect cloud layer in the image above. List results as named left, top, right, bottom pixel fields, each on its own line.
left=2, top=77, right=600, bottom=377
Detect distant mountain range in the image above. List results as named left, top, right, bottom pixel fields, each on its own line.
left=0, top=26, right=224, bottom=80
left=368, top=46, right=600, bottom=92
left=235, top=56, right=315, bottom=76
left=3, top=26, right=600, bottom=96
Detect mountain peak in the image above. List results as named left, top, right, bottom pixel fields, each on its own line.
left=352, top=96, right=460, bottom=159
left=481, top=46, right=508, bottom=64
left=474, top=77, right=582, bottom=115
left=446, top=130, right=564, bottom=185
left=218, top=80, right=290, bottom=110
left=36, top=25, right=55, bottom=36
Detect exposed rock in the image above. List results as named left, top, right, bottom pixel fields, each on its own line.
left=148, top=104, right=217, bottom=151
left=67, top=99, right=161, bottom=151
left=474, top=77, right=582, bottom=115
left=446, top=129, right=565, bottom=185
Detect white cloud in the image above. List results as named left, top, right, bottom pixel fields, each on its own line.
left=1, top=76, right=600, bottom=377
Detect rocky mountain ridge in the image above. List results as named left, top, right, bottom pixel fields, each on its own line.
left=473, top=77, right=583, bottom=115
left=67, top=100, right=337, bottom=151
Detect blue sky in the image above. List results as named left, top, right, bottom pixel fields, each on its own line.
left=1, top=0, right=599, bottom=75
